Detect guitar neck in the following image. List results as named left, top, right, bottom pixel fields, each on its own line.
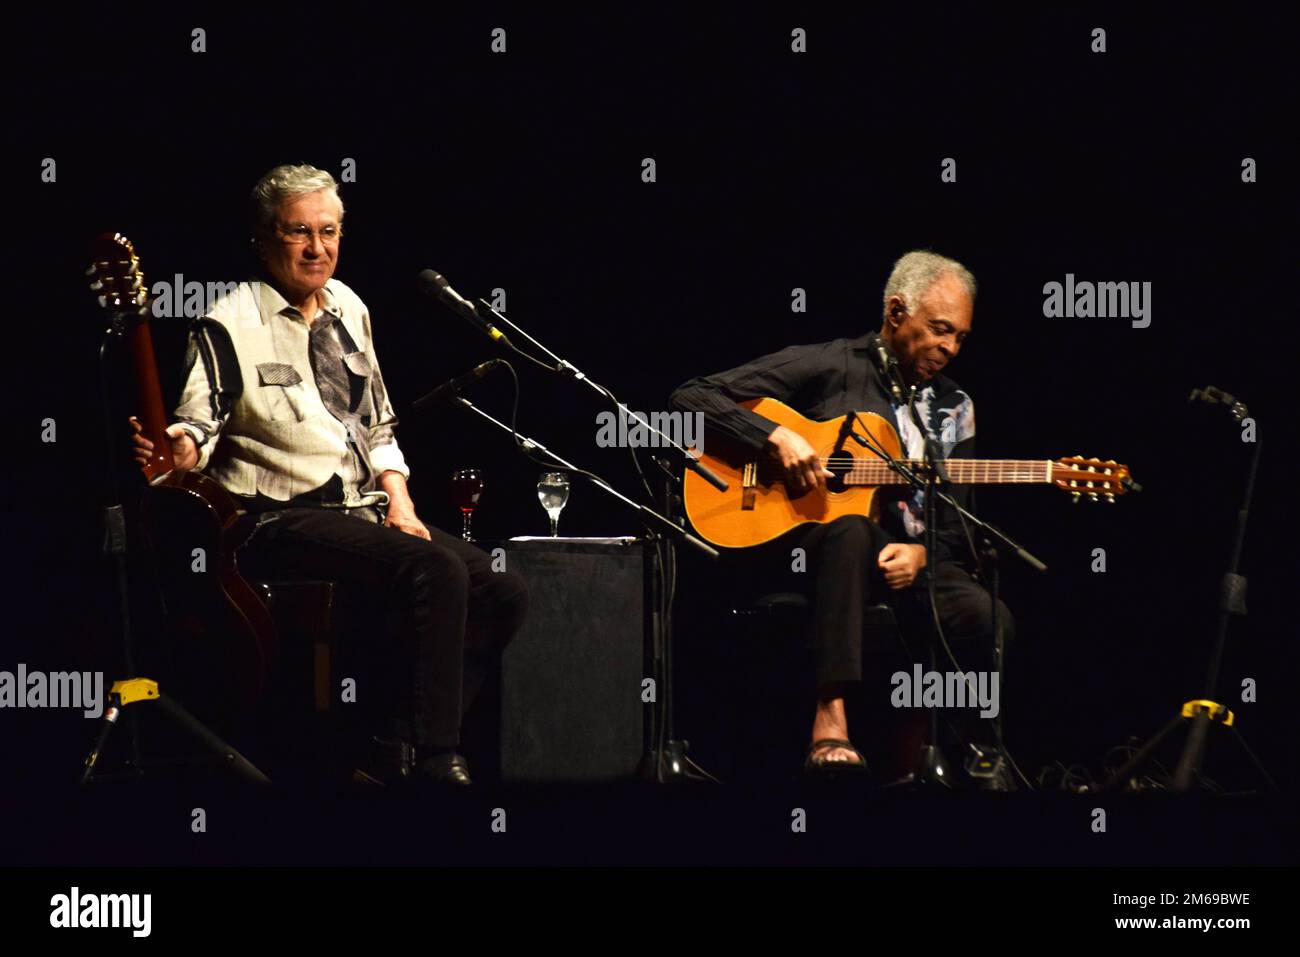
left=123, top=314, right=176, bottom=481
left=848, top=459, right=1054, bottom=486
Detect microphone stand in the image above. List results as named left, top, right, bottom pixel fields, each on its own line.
left=473, top=298, right=728, bottom=495
left=913, top=388, right=950, bottom=786
left=465, top=298, right=730, bottom=783
left=442, top=392, right=719, bottom=784
left=847, top=401, right=1046, bottom=788
left=981, top=536, right=1007, bottom=781
left=449, top=394, right=716, bottom=556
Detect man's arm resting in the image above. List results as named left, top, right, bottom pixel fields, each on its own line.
left=878, top=542, right=927, bottom=590
left=378, top=469, right=431, bottom=540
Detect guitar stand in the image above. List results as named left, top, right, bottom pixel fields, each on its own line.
left=1100, top=699, right=1274, bottom=793
left=90, top=311, right=268, bottom=787
left=1101, top=390, right=1276, bottom=794
left=81, top=678, right=270, bottom=785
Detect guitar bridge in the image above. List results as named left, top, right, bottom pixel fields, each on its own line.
left=742, top=461, right=757, bottom=510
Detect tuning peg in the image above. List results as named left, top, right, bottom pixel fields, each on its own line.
left=1088, top=492, right=1099, bottom=502
left=1105, top=493, right=1115, bottom=503
left=1071, top=492, right=1081, bottom=504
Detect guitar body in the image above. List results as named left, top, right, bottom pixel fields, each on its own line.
left=683, top=398, right=904, bottom=549
left=141, top=471, right=277, bottom=706
left=682, top=398, right=1135, bottom=550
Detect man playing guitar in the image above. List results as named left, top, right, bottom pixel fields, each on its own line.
left=670, top=250, right=1013, bottom=774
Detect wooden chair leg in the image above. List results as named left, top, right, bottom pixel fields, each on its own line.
left=314, top=640, right=330, bottom=713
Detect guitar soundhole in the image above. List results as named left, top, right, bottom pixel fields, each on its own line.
left=825, top=450, right=855, bottom=494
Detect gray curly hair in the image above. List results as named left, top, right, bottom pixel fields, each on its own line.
left=250, top=164, right=344, bottom=237
left=882, top=250, right=976, bottom=321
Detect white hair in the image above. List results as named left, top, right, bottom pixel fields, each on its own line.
left=250, top=164, right=344, bottom=236
left=882, top=250, right=976, bottom=320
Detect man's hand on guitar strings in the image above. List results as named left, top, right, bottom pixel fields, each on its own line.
left=764, top=425, right=834, bottom=495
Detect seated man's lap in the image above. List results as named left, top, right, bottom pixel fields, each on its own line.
left=238, top=507, right=466, bottom=588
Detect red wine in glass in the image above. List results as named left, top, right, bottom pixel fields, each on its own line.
left=450, top=468, right=483, bottom=541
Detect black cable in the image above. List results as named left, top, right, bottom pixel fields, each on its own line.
left=492, top=360, right=614, bottom=494
left=501, top=337, right=563, bottom=376
left=496, top=329, right=659, bottom=507
left=586, top=380, right=658, bottom=506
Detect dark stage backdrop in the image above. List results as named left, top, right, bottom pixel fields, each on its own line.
left=9, top=9, right=1298, bottom=794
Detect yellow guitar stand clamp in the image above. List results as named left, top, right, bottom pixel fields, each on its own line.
left=1101, top=696, right=1275, bottom=793
left=80, top=678, right=270, bottom=785
left=1181, top=699, right=1234, bottom=726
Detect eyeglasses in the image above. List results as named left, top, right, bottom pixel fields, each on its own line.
left=274, top=223, right=343, bottom=245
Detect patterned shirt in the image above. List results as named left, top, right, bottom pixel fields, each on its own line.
left=173, top=279, right=410, bottom=516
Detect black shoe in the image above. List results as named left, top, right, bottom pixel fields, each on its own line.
left=352, top=736, right=416, bottom=786
left=416, top=751, right=472, bottom=786
left=353, top=737, right=472, bottom=787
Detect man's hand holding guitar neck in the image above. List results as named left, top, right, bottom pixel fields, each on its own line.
left=129, top=416, right=198, bottom=471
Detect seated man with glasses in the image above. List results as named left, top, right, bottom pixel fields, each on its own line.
left=130, top=163, right=528, bottom=785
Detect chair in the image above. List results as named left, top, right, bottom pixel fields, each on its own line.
left=252, top=580, right=339, bottom=712
left=732, top=591, right=903, bottom=648
left=727, top=591, right=922, bottom=779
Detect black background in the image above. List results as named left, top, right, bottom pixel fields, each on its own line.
left=6, top=7, right=1298, bottom=868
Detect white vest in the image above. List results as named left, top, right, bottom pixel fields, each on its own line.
left=174, top=279, right=409, bottom=508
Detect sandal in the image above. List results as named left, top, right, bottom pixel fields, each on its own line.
left=804, top=738, right=869, bottom=775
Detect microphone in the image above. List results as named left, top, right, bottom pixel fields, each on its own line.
left=1189, top=384, right=1249, bottom=421
left=412, top=359, right=505, bottom=411
left=872, top=335, right=907, bottom=406
left=417, top=269, right=512, bottom=345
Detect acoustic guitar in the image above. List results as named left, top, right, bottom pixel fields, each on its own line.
left=682, top=398, right=1136, bottom=549
left=89, top=232, right=277, bottom=706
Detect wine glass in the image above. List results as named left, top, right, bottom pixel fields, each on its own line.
left=450, top=468, right=483, bottom=541
left=537, top=472, right=570, bottom=537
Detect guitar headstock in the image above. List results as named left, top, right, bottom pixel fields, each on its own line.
left=1051, top=456, right=1135, bottom=503
left=87, top=232, right=149, bottom=316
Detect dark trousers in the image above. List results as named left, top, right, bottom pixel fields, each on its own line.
left=748, top=515, right=1014, bottom=686
left=236, top=507, right=528, bottom=749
